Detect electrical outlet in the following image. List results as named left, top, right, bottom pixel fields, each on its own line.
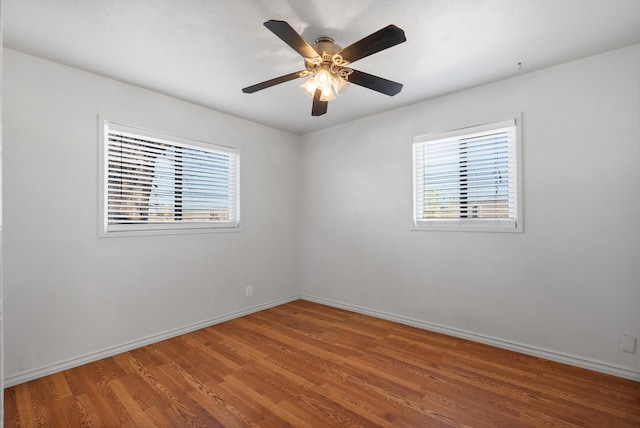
left=245, top=286, right=252, bottom=297
left=620, top=335, right=636, bottom=353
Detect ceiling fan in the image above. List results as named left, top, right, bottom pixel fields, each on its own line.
left=242, top=20, right=407, bottom=116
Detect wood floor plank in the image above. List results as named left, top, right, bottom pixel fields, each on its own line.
left=72, top=393, right=107, bottom=428
left=105, top=378, right=164, bottom=427
left=5, top=300, right=640, bottom=427
left=221, top=375, right=313, bottom=428
left=10, top=384, right=37, bottom=427
left=64, top=370, right=128, bottom=427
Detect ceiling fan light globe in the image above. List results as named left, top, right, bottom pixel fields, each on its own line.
left=319, top=87, right=336, bottom=102
left=332, top=76, right=349, bottom=96
left=314, top=68, right=333, bottom=91
left=300, top=77, right=317, bottom=98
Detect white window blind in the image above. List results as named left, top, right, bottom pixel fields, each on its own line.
left=413, top=118, right=521, bottom=231
left=101, top=121, right=239, bottom=235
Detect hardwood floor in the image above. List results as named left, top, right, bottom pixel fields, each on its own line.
left=4, top=300, right=640, bottom=427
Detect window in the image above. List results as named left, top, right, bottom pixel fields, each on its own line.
left=413, top=116, right=522, bottom=232
left=100, top=120, right=240, bottom=236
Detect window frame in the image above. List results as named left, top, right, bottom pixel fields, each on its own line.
left=98, top=117, right=241, bottom=237
left=412, top=115, right=523, bottom=233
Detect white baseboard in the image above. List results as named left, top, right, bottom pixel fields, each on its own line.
left=301, top=294, right=640, bottom=382
left=4, top=294, right=300, bottom=387
left=7, top=293, right=638, bottom=387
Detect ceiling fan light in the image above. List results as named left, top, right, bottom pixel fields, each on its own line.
left=332, top=75, right=349, bottom=96
left=300, top=76, right=317, bottom=98
left=314, top=68, right=333, bottom=91
left=319, top=87, right=336, bottom=102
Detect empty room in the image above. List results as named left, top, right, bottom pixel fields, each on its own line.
left=2, top=0, right=639, bottom=426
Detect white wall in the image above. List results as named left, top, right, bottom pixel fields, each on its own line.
left=300, top=44, right=640, bottom=379
left=4, top=43, right=640, bottom=386
left=3, top=49, right=301, bottom=385
left=1, top=2, right=5, bottom=419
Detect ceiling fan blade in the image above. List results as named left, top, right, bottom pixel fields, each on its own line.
left=264, top=20, right=321, bottom=60
left=311, top=89, right=328, bottom=116
left=348, top=69, right=403, bottom=96
left=338, top=25, right=406, bottom=64
left=242, top=71, right=306, bottom=93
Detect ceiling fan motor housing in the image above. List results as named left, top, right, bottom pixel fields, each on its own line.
left=313, top=37, right=340, bottom=55
left=305, top=36, right=351, bottom=78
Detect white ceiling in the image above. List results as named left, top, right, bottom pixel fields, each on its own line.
left=4, top=0, right=640, bottom=135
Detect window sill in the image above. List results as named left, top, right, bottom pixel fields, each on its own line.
left=99, top=224, right=242, bottom=238
left=412, top=221, right=522, bottom=233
